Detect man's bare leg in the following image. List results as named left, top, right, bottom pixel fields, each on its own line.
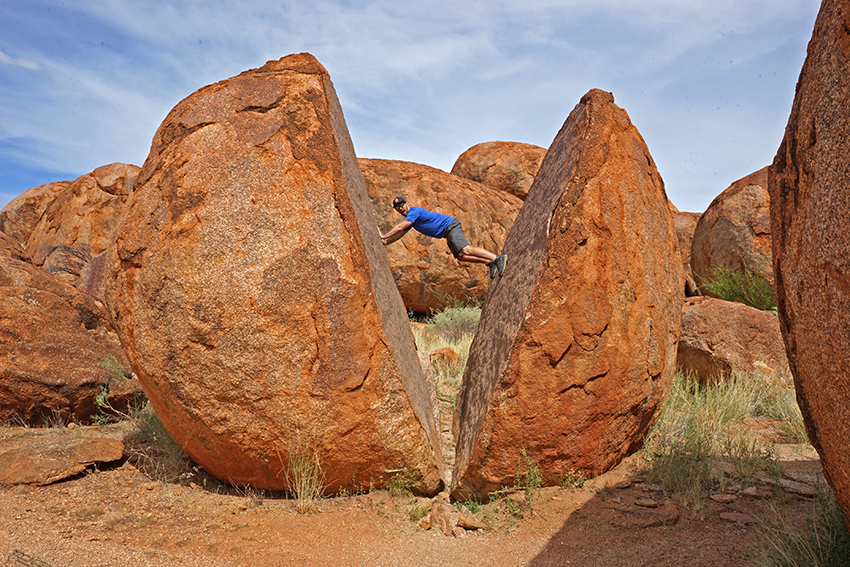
left=457, top=246, right=496, bottom=264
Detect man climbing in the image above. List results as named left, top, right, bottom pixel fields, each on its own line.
left=378, top=197, right=507, bottom=278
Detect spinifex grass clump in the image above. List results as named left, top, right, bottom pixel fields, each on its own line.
left=284, top=430, right=326, bottom=514
left=702, top=266, right=777, bottom=313
left=756, top=491, right=850, bottom=567
left=126, top=402, right=194, bottom=484
left=429, top=302, right=481, bottom=342
left=642, top=369, right=805, bottom=516
left=412, top=302, right=481, bottom=409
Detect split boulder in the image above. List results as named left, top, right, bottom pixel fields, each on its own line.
left=452, top=90, right=682, bottom=499
left=769, top=0, right=850, bottom=529
left=362, top=158, right=521, bottom=313
left=106, top=53, right=442, bottom=494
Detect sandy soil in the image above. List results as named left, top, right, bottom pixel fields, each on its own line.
left=0, top=419, right=825, bottom=567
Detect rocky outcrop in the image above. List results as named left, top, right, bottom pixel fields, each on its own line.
left=769, top=0, right=850, bottom=529
left=361, top=158, right=521, bottom=313
left=452, top=90, right=682, bottom=499
left=691, top=167, right=773, bottom=290
left=673, top=211, right=702, bottom=296
left=0, top=255, right=140, bottom=425
left=106, top=53, right=442, bottom=494
left=677, top=297, right=788, bottom=382
left=450, top=141, right=546, bottom=200
left=25, top=163, right=139, bottom=285
left=0, top=181, right=70, bottom=246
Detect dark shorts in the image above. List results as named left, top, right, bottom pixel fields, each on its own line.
left=442, top=219, right=470, bottom=258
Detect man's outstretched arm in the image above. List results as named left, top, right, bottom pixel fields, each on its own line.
left=379, top=220, right=413, bottom=245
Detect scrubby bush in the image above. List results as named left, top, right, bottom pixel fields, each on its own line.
left=702, top=266, right=777, bottom=313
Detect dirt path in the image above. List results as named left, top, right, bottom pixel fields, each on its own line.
left=0, top=424, right=824, bottom=567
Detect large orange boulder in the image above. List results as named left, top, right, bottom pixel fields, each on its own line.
left=769, top=0, right=850, bottom=529
left=26, top=163, right=140, bottom=282
left=0, top=181, right=70, bottom=246
left=106, top=54, right=442, bottom=494
left=691, top=167, right=773, bottom=290
left=0, top=254, right=140, bottom=425
left=362, top=158, right=521, bottom=313
left=677, top=297, right=788, bottom=382
left=450, top=141, right=546, bottom=200
left=452, top=90, right=682, bottom=499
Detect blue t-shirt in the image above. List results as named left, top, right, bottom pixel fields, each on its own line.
left=404, top=207, right=454, bottom=238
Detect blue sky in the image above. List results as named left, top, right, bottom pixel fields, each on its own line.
left=0, top=0, right=819, bottom=213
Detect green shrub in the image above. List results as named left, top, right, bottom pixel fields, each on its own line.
left=429, top=304, right=481, bottom=341
left=702, top=266, right=777, bottom=312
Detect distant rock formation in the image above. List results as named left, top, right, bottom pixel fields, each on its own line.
left=673, top=211, right=702, bottom=296
left=691, top=167, right=773, bottom=290
left=0, top=180, right=70, bottom=246
left=677, top=297, right=788, bottom=382
left=450, top=141, right=546, bottom=200
left=361, top=158, right=521, bottom=313
left=452, top=90, right=682, bottom=499
left=26, top=163, right=139, bottom=285
left=105, top=53, right=443, bottom=494
left=769, top=0, right=850, bottom=530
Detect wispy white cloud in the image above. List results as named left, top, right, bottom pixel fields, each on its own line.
left=0, top=50, right=40, bottom=70
left=0, top=0, right=821, bottom=213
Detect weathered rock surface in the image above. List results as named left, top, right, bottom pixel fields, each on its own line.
left=362, top=158, right=521, bottom=313
left=0, top=434, right=124, bottom=485
left=0, top=256, right=140, bottom=425
left=0, top=180, right=70, bottom=246
left=26, top=163, right=139, bottom=285
left=673, top=211, right=702, bottom=296
left=691, top=167, right=773, bottom=289
left=769, top=0, right=850, bottom=529
left=450, top=141, right=546, bottom=201
left=677, top=297, right=788, bottom=382
left=452, top=90, right=682, bottom=499
left=106, top=53, right=442, bottom=494
left=0, top=232, right=27, bottom=261
left=37, top=245, right=92, bottom=285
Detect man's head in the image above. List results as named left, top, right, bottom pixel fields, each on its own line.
left=392, top=196, right=409, bottom=215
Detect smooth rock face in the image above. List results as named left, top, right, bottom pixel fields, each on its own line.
left=26, top=163, right=140, bottom=274
left=106, top=53, right=442, bottom=494
left=769, top=0, right=850, bottom=529
left=452, top=90, right=682, bottom=499
left=0, top=181, right=70, bottom=246
left=362, top=158, right=521, bottom=313
left=0, top=435, right=124, bottom=486
left=691, top=167, right=773, bottom=289
left=0, top=256, right=140, bottom=425
left=450, top=141, right=546, bottom=201
left=677, top=297, right=788, bottom=382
